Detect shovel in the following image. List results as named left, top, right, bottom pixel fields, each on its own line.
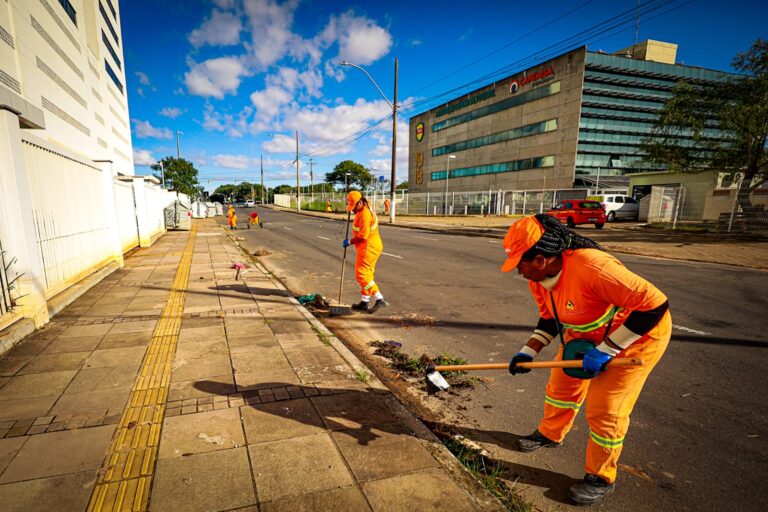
left=425, top=358, right=644, bottom=393
left=329, top=210, right=354, bottom=317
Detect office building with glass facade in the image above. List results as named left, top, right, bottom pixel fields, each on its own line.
left=408, top=40, right=735, bottom=194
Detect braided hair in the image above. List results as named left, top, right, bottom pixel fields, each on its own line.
left=520, top=214, right=603, bottom=260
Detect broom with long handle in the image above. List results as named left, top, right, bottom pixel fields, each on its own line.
left=329, top=210, right=354, bottom=316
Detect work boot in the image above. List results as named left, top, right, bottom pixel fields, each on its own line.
left=367, top=298, right=390, bottom=314
left=518, top=429, right=560, bottom=453
left=567, top=474, right=615, bottom=506
left=351, top=301, right=370, bottom=311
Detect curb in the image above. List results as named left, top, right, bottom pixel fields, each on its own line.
left=221, top=224, right=507, bottom=512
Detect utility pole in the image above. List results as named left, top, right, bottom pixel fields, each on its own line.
left=295, top=130, right=300, bottom=212
left=176, top=130, right=183, bottom=159
left=260, top=154, right=264, bottom=204
left=309, top=158, right=314, bottom=205
left=159, top=161, right=165, bottom=188
left=390, top=58, right=398, bottom=224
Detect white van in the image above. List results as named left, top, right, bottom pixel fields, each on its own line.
left=587, top=194, right=640, bottom=222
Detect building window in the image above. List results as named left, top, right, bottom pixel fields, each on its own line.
left=432, top=82, right=561, bottom=133
left=431, top=156, right=555, bottom=181
left=106, top=0, right=118, bottom=20
left=433, top=119, right=558, bottom=157
left=58, top=0, right=77, bottom=27
left=105, top=60, right=123, bottom=94
left=102, top=31, right=121, bottom=70
left=99, top=2, right=119, bottom=46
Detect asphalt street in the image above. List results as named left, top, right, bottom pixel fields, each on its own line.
left=223, top=207, right=768, bottom=511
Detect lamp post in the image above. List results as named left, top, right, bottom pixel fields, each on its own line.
left=158, top=160, right=165, bottom=188
left=444, top=155, right=456, bottom=215
left=176, top=131, right=183, bottom=159
left=339, top=59, right=398, bottom=224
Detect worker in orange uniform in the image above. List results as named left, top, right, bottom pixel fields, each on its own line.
left=343, top=191, right=389, bottom=313
left=383, top=198, right=391, bottom=215
left=326, top=199, right=333, bottom=213
left=501, top=214, right=671, bottom=506
left=227, top=205, right=237, bottom=230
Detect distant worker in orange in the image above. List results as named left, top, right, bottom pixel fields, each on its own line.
left=383, top=198, right=391, bottom=215
left=326, top=199, right=333, bottom=213
left=502, top=214, right=671, bottom=506
left=343, top=191, right=389, bottom=313
left=227, top=205, right=237, bottom=230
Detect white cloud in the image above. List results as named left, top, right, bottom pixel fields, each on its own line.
left=409, top=39, right=422, bottom=46
left=250, top=85, right=294, bottom=128
left=213, top=154, right=253, bottom=169
left=202, top=104, right=252, bottom=137
left=185, top=57, right=248, bottom=99
left=324, top=11, right=392, bottom=66
left=132, top=119, right=173, bottom=139
left=159, top=107, right=183, bottom=119
left=213, top=0, right=237, bottom=8
left=262, top=134, right=296, bottom=154
left=367, top=120, right=410, bottom=182
left=133, top=148, right=155, bottom=166
left=243, top=0, right=299, bottom=69
left=189, top=10, right=242, bottom=47
left=135, top=71, right=151, bottom=85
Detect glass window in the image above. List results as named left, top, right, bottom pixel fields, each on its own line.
left=100, top=1, right=119, bottom=46
left=430, top=155, right=555, bottom=181
left=58, top=0, right=77, bottom=26
left=102, top=31, right=121, bottom=70
left=614, top=196, right=624, bottom=203
left=564, top=201, right=573, bottom=209
left=105, top=60, right=123, bottom=94
left=432, top=119, right=557, bottom=156
left=626, top=197, right=638, bottom=204
left=432, top=82, right=561, bottom=132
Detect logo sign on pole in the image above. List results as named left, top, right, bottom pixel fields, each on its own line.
left=415, top=122, right=425, bottom=142
left=378, top=176, right=385, bottom=183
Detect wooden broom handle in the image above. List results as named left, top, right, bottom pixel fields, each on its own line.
left=433, top=357, right=643, bottom=372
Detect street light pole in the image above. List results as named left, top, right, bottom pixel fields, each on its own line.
left=309, top=158, right=314, bottom=206
left=260, top=154, right=264, bottom=204
left=159, top=161, right=165, bottom=188
left=444, top=155, right=456, bottom=215
left=176, top=131, right=183, bottom=159
left=339, top=58, right=398, bottom=224
left=295, top=130, right=300, bottom=212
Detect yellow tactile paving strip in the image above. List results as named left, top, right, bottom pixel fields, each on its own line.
left=88, top=225, right=197, bottom=511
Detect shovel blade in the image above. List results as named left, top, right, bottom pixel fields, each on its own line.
left=426, top=370, right=450, bottom=393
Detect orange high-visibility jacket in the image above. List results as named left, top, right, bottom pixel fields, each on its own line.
left=528, top=248, right=668, bottom=345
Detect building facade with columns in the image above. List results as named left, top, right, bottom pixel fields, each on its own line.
left=408, top=41, right=735, bottom=194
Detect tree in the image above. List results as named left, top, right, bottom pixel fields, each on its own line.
left=273, top=184, right=293, bottom=195
left=150, top=157, right=200, bottom=196
left=209, top=193, right=226, bottom=203
left=324, top=160, right=372, bottom=189
left=641, top=38, right=768, bottom=210
left=396, top=180, right=409, bottom=190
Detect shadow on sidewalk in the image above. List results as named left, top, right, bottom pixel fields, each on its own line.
left=193, top=380, right=423, bottom=446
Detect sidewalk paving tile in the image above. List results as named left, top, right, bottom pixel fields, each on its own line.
left=0, top=396, right=59, bottom=422
left=171, top=355, right=232, bottom=382
left=83, top=346, right=147, bottom=369
left=40, top=336, right=103, bottom=354
left=159, top=408, right=244, bottom=459
left=96, top=331, right=152, bottom=350
left=234, top=369, right=300, bottom=391
left=168, top=374, right=236, bottom=401
left=231, top=348, right=292, bottom=374
left=361, top=469, right=478, bottom=512
left=48, top=387, right=131, bottom=416
left=241, top=398, right=326, bottom=444
left=0, top=470, right=97, bottom=512
left=150, top=447, right=256, bottom=512
left=17, top=352, right=91, bottom=375
left=260, top=486, right=372, bottom=512
left=0, top=371, right=76, bottom=400
left=248, top=433, right=355, bottom=501
left=0, top=436, right=28, bottom=474
left=331, top=424, right=440, bottom=482
left=0, top=425, right=114, bottom=483
left=311, top=393, right=395, bottom=431
left=57, top=324, right=112, bottom=339
left=64, top=365, right=137, bottom=393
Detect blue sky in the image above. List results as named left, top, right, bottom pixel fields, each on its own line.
left=123, top=0, right=767, bottom=191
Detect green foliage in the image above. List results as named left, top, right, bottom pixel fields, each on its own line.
left=396, top=180, right=409, bottom=190
left=641, top=38, right=768, bottom=207
left=150, top=157, right=199, bottom=196
left=325, top=160, right=373, bottom=188
left=273, top=184, right=294, bottom=195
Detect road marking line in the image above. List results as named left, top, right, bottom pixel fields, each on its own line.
left=317, top=236, right=330, bottom=240
left=415, top=236, right=438, bottom=241
left=88, top=224, right=197, bottom=512
left=282, top=226, right=293, bottom=231
left=488, top=240, right=500, bottom=244
left=673, top=324, right=710, bottom=336
left=382, top=252, right=403, bottom=259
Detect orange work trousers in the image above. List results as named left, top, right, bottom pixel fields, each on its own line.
left=354, top=236, right=382, bottom=296
left=228, top=215, right=237, bottom=227
left=537, top=312, right=671, bottom=483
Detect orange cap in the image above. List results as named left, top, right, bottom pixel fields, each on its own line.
left=500, top=216, right=544, bottom=272
left=346, top=190, right=362, bottom=211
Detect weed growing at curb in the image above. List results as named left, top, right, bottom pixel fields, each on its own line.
left=354, top=368, right=371, bottom=383
left=312, top=326, right=332, bottom=346
left=440, top=435, right=531, bottom=512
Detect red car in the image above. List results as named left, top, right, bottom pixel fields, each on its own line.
left=547, top=199, right=606, bottom=229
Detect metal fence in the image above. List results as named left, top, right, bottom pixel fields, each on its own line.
left=644, top=183, right=768, bottom=235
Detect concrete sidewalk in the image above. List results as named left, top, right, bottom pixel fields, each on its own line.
left=266, top=205, right=768, bottom=270
left=0, top=219, right=502, bottom=511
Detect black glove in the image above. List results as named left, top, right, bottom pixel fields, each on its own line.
left=509, top=352, right=534, bottom=375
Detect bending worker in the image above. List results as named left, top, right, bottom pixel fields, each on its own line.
left=502, top=214, right=671, bottom=506
left=343, top=191, right=389, bottom=313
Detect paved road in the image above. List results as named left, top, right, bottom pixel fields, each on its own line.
left=224, top=207, right=768, bottom=511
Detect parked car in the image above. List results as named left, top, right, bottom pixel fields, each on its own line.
left=547, top=199, right=606, bottom=229
left=234, top=201, right=246, bottom=207
left=245, top=200, right=255, bottom=207
left=587, top=194, right=640, bottom=222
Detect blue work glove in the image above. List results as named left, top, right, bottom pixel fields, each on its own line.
left=342, top=239, right=350, bottom=248
left=509, top=353, right=533, bottom=375
left=582, top=347, right=613, bottom=374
